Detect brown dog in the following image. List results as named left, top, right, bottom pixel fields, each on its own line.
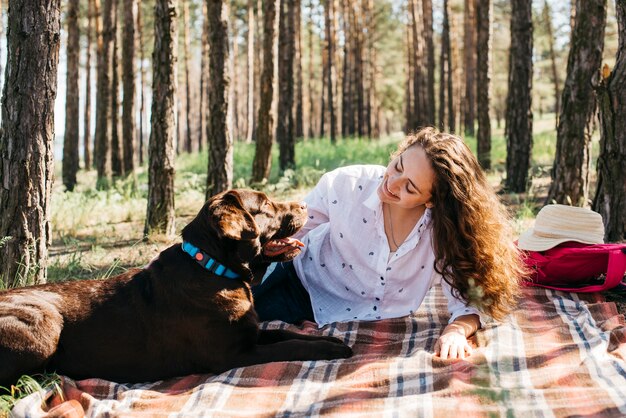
left=0, top=190, right=352, bottom=386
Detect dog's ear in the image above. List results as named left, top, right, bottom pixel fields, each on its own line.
left=209, top=191, right=260, bottom=240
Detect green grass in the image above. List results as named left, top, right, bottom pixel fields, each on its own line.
left=0, top=374, right=62, bottom=416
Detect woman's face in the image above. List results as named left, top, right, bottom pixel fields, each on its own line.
left=377, top=145, right=435, bottom=210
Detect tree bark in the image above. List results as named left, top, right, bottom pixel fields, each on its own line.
left=504, top=0, right=533, bottom=193
left=410, top=0, right=426, bottom=129
left=294, top=0, right=304, bottom=139
left=324, top=0, right=337, bottom=143
left=0, top=0, right=61, bottom=287
left=138, top=0, right=146, bottom=164
left=63, top=0, right=81, bottom=191
left=206, top=0, right=232, bottom=197
left=182, top=0, right=192, bottom=153
left=307, top=0, right=316, bottom=138
left=251, top=0, right=278, bottom=183
left=277, top=0, right=296, bottom=171
left=547, top=0, right=606, bottom=206
left=246, top=0, right=256, bottom=143
left=593, top=3, right=625, bottom=241
left=422, top=0, right=435, bottom=126
left=439, top=0, right=452, bottom=132
left=341, top=0, right=351, bottom=137
left=543, top=0, right=560, bottom=128
left=476, top=0, right=492, bottom=169
left=405, top=2, right=413, bottom=133
left=0, top=0, right=3, bottom=92
left=145, top=0, right=177, bottom=237
left=110, top=0, right=124, bottom=178
left=122, top=0, right=136, bottom=173
left=463, top=0, right=476, bottom=136
left=95, top=0, right=115, bottom=188
left=198, top=1, right=208, bottom=152
left=84, top=0, right=94, bottom=170
left=227, top=6, right=238, bottom=144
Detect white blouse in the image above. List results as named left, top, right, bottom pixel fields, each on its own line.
left=290, top=165, right=482, bottom=325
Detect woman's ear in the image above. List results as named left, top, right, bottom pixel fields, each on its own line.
left=425, top=202, right=434, bottom=209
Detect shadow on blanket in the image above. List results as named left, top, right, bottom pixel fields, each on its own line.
left=13, top=285, right=626, bottom=417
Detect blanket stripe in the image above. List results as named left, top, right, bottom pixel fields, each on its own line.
left=11, top=286, right=626, bottom=417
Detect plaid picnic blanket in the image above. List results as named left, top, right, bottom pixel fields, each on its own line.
left=12, top=285, right=626, bottom=417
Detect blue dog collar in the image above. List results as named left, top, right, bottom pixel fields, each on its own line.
left=181, top=241, right=240, bottom=279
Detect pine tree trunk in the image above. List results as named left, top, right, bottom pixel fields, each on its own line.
left=0, top=0, right=61, bottom=287
left=95, top=0, right=115, bottom=188
left=122, top=0, right=136, bottom=173
left=341, top=0, right=350, bottom=137
left=354, top=1, right=364, bottom=137
left=182, top=0, right=192, bottom=152
left=227, top=7, right=238, bottom=143
left=294, top=0, right=304, bottom=139
left=277, top=0, right=296, bottom=171
left=593, top=2, right=626, bottom=241
left=111, top=0, right=124, bottom=178
left=463, top=0, right=476, bottom=136
left=84, top=0, right=94, bottom=171
left=504, top=0, right=533, bottom=193
left=251, top=0, right=277, bottom=183
left=198, top=1, right=208, bottom=152
left=422, top=0, right=435, bottom=126
left=320, top=18, right=327, bottom=138
left=324, top=0, right=337, bottom=143
left=307, top=0, right=315, bottom=138
left=410, top=0, right=424, bottom=129
left=405, top=2, right=413, bottom=133
left=543, top=0, right=560, bottom=128
left=206, top=0, right=232, bottom=197
left=246, top=0, right=255, bottom=143
left=475, top=0, right=491, bottom=169
left=63, top=0, right=81, bottom=191
left=145, top=0, right=177, bottom=237
left=439, top=0, right=451, bottom=131
left=138, top=0, right=146, bottom=164
left=547, top=0, right=606, bottom=206
left=0, top=0, right=3, bottom=91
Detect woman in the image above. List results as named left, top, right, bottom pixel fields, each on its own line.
left=253, top=127, right=524, bottom=359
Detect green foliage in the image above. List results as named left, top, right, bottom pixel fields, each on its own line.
left=0, top=374, right=62, bottom=415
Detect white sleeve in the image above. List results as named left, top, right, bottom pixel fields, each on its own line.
left=440, top=278, right=487, bottom=325
left=293, top=171, right=333, bottom=240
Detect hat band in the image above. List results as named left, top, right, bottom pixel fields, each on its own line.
left=533, top=229, right=602, bottom=242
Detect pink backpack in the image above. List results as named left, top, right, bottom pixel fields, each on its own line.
left=521, top=242, right=626, bottom=292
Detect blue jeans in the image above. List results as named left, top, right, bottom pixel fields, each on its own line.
left=252, top=261, right=315, bottom=324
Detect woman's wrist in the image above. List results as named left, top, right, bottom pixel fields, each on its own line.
left=444, top=314, right=480, bottom=338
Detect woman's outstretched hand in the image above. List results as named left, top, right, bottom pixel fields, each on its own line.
left=434, top=328, right=473, bottom=359
left=434, top=314, right=480, bottom=359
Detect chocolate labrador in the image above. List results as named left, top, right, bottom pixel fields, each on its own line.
left=0, top=190, right=351, bottom=386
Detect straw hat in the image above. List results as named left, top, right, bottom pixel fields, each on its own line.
left=518, top=204, right=605, bottom=251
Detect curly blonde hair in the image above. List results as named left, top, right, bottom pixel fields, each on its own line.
left=394, top=127, right=525, bottom=321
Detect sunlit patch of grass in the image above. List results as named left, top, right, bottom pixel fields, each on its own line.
left=0, top=373, right=62, bottom=416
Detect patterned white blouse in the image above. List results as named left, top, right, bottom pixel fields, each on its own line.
left=291, top=164, right=482, bottom=325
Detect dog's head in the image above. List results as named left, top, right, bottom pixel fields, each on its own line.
left=182, top=189, right=307, bottom=283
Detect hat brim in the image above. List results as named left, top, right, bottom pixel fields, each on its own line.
left=517, top=228, right=600, bottom=252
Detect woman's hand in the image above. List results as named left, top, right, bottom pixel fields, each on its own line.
left=434, top=328, right=473, bottom=359
left=434, top=314, right=480, bottom=359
